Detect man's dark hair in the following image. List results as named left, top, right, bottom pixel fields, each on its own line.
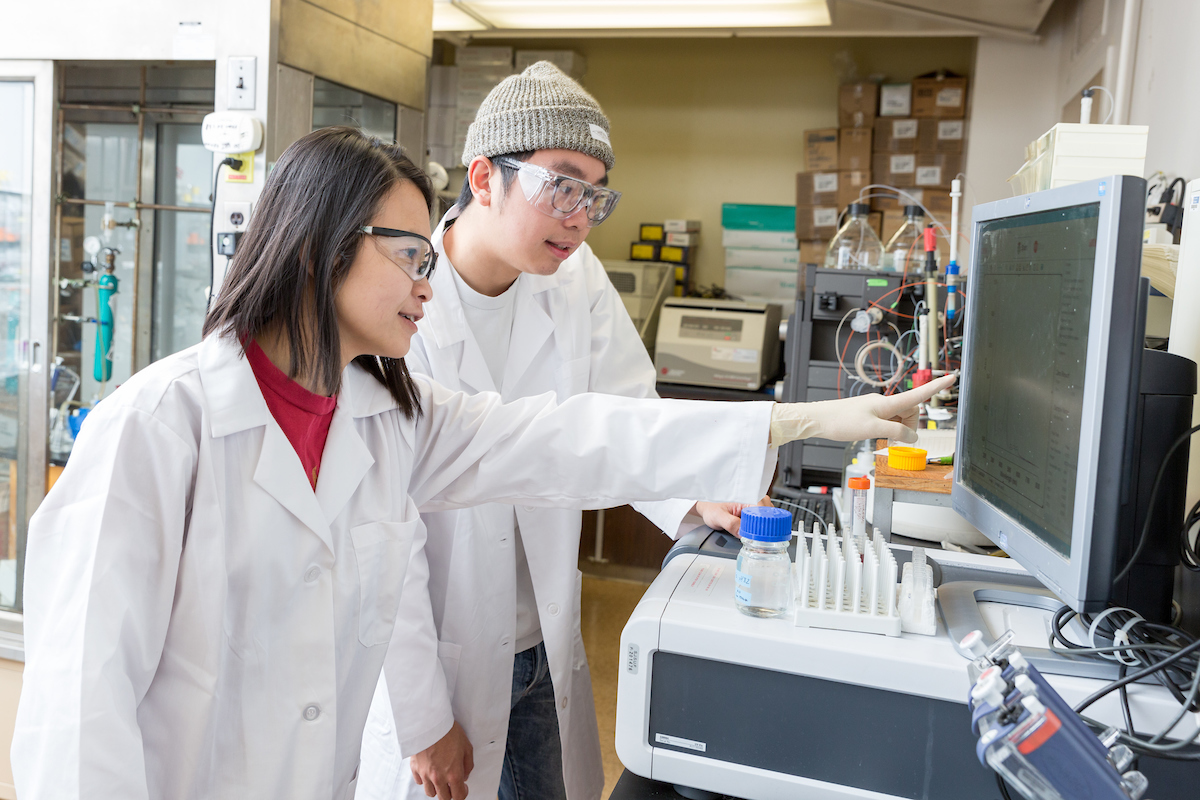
left=455, top=151, right=534, bottom=209
left=203, top=126, right=433, bottom=418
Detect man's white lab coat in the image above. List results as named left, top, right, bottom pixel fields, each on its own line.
left=12, top=333, right=774, bottom=800
left=356, top=215, right=765, bottom=800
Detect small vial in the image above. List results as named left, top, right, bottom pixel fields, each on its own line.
left=735, top=507, right=794, bottom=619
left=848, top=475, right=870, bottom=547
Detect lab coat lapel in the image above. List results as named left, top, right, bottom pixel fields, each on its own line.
left=197, top=335, right=334, bottom=551
left=315, top=380, right=376, bottom=525
left=501, top=275, right=560, bottom=396
left=423, top=229, right=497, bottom=394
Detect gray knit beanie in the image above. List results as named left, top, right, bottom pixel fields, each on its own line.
left=461, top=61, right=614, bottom=170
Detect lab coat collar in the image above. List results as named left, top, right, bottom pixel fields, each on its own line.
left=198, top=334, right=379, bottom=549
left=425, top=206, right=569, bottom=394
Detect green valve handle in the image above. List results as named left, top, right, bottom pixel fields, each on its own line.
left=94, top=250, right=119, bottom=382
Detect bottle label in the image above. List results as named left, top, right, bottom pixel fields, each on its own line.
left=735, top=570, right=751, bottom=588
left=735, top=587, right=752, bottom=604
left=837, top=244, right=852, bottom=267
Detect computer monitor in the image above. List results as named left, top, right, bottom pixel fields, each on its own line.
left=952, top=175, right=1195, bottom=617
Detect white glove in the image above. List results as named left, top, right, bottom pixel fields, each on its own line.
left=770, top=374, right=956, bottom=446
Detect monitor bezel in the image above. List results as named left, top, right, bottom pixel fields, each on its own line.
left=952, top=175, right=1146, bottom=613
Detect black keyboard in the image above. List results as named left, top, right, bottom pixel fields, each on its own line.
left=772, top=491, right=837, bottom=533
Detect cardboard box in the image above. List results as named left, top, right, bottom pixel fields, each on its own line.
left=922, top=187, right=954, bottom=217
left=914, top=153, right=964, bottom=187
left=722, top=229, right=798, bottom=250
left=799, top=239, right=828, bottom=266
left=665, top=231, right=699, bottom=247
left=630, top=242, right=660, bottom=261
left=837, top=170, right=872, bottom=210
left=917, top=119, right=966, bottom=154
left=725, top=247, right=800, bottom=270
left=660, top=245, right=696, bottom=265
left=456, top=46, right=514, bottom=66
left=870, top=190, right=919, bottom=212
left=879, top=84, right=912, bottom=117
left=839, top=128, right=873, bottom=170
left=724, top=265, right=799, bottom=305
left=795, top=206, right=840, bottom=240
left=664, top=219, right=701, bottom=233
left=639, top=223, right=665, bottom=242
left=795, top=171, right=840, bottom=206
left=804, top=129, right=839, bottom=171
left=872, top=152, right=918, bottom=187
left=838, top=82, right=878, bottom=128
left=721, top=204, right=794, bottom=232
left=873, top=118, right=919, bottom=153
left=912, top=74, right=968, bottom=118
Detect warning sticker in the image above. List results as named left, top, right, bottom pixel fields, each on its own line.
left=682, top=563, right=725, bottom=596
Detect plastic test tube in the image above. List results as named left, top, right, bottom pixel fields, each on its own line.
left=848, top=475, right=870, bottom=546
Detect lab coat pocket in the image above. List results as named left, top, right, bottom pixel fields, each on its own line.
left=438, top=640, right=463, bottom=696
left=351, top=520, right=418, bottom=647
left=555, top=355, right=591, bottom=399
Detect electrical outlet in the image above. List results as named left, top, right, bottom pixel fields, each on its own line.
left=225, top=201, right=251, bottom=230
left=227, top=57, right=256, bottom=110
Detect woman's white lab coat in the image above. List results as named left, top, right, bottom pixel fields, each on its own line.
left=12, top=333, right=775, bottom=800
left=356, top=227, right=732, bottom=800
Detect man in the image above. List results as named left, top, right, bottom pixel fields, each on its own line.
left=357, top=62, right=763, bottom=800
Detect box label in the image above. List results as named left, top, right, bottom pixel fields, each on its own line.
left=938, top=120, right=964, bottom=140
left=890, top=154, right=916, bottom=174
left=916, top=166, right=943, bottom=186
left=892, top=120, right=918, bottom=139
left=936, top=87, right=964, bottom=108
left=813, top=208, right=839, bottom=227
left=880, top=85, right=910, bottom=116
left=814, top=172, right=839, bottom=193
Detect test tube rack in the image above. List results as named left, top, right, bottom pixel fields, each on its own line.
left=793, top=526, right=901, bottom=636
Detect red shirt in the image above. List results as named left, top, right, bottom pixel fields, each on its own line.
left=245, top=340, right=338, bottom=489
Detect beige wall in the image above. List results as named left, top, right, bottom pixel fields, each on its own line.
left=0, top=660, right=20, bottom=799
left=479, top=36, right=976, bottom=288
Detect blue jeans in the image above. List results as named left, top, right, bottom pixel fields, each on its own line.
left=499, top=642, right=568, bottom=800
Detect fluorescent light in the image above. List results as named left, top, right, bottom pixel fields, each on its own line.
left=433, top=0, right=832, bottom=32
left=434, top=1, right=489, bottom=32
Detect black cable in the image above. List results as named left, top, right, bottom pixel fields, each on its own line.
left=207, top=157, right=242, bottom=311
left=1111, top=423, right=1200, bottom=586
left=995, top=772, right=1014, bottom=800
left=1074, top=635, right=1200, bottom=714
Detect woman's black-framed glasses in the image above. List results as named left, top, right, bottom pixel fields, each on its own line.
left=360, top=226, right=438, bottom=282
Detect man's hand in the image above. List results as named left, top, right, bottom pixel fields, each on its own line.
left=693, top=496, right=773, bottom=536
left=410, top=721, right=474, bottom=800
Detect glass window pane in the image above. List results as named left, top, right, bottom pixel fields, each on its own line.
left=0, top=81, right=34, bottom=610
left=312, top=77, right=396, bottom=142
left=152, top=124, right=212, bottom=362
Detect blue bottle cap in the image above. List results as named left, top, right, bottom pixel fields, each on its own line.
left=739, top=506, right=793, bottom=542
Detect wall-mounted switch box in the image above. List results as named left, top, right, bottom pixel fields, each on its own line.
left=227, top=57, right=256, bottom=110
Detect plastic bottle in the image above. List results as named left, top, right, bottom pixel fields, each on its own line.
left=734, top=506, right=794, bottom=618
left=824, top=203, right=883, bottom=271
left=884, top=205, right=925, bottom=273
left=848, top=475, right=870, bottom=546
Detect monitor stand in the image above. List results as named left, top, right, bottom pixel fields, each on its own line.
left=939, top=581, right=1121, bottom=680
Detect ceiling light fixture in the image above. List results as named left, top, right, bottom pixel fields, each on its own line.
left=433, top=0, right=833, bottom=32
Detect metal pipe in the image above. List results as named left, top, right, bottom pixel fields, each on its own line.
left=590, top=508, right=608, bottom=563
left=1113, top=0, right=1142, bottom=125
left=61, top=197, right=208, bottom=214
left=51, top=106, right=64, bottom=373
left=131, top=67, right=146, bottom=373
left=58, top=102, right=210, bottom=115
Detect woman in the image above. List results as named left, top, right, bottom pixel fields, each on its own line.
left=12, top=127, right=951, bottom=800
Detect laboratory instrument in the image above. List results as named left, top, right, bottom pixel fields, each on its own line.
left=952, top=174, right=1197, bottom=622
left=733, top=507, right=792, bottom=619
left=966, top=633, right=1151, bottom=800
left=882, top=205, right=925, bottom=273
left=824, top=202, right=883, bottom=270
left=654, top=298, right=781, bottom=391
left=602, top=260, right=673, bottom=354
left=615, top=529, right=1198, bottom=800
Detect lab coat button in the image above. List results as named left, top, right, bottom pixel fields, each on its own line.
left=501, top=638, right=511, bottom=648
left=304, top=566, right=321, bottom=583
left=523, top=506, right=535, bottom=513
left=560, top=697, right=568, bottom=709
left=547, top=603, right=560, bottom=616
left=303, top=704, right=320, bottom=721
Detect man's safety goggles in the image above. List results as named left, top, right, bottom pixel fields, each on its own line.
left=360, top=227, right=438, bottom=282
left=494, top=157, right=621, bottom=228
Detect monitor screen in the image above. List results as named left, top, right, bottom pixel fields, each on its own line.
left=959, top=203, right=1101, bottom=559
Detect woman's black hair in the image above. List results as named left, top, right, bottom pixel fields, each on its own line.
left=204, top=126, right=434, bottom=418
